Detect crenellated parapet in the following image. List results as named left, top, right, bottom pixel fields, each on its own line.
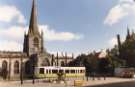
left=0, top=51, right=28, bottom=58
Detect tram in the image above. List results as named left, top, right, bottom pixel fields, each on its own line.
left=35, top=66, right=86, bottom=78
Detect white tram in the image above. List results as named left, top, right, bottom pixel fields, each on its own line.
left=35, top=66, right=86, bottom=78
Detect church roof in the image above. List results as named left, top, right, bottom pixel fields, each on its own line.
left=57, top=56, right=73, bottom=59
left=0, top=51, right=28, bottom=58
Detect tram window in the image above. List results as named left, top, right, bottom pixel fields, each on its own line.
left=49, top=70, right=51, bottom=74
left=59, top=70, right=63, bottom=73
left=80, top=70, right=85, bottom=73
left=46, top=69, right=48, bottom=74
left=80, top=70, right=83, bottom=73
left=65, top=70, right=69, bottom=73
left=52, top=70, right=58, bottom=73
left=71, top=70, right=75, bottom=73
left=39, top=68, right=44, bottom=74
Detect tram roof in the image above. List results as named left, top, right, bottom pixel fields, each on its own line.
left=35, top=66, right=85, bottom=69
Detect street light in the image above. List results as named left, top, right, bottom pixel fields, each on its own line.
left=20, top=56, right=23, bottom=85
left=32, top=54, right=37, bottom=84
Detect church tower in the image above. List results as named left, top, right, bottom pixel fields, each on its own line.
left=23, top=0, right=44, bottom=56
left=126, top=27, right=131, bottom=40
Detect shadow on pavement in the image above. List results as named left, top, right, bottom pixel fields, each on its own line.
left=85, top=81, right=135, bottom=87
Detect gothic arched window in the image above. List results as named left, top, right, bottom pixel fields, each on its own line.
left=2, top=60, right=8, bottom=71
left=14, top=61, right=19, bottom=74
left=61, top=61, right=65, bottom=66
left=2, top=60, right=8, bottom=79
left=33, top=37, right=39, bottom=48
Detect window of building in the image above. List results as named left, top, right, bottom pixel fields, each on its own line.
left=2, top=60, right=8, bottom=71
left=14, top=61, right=19, bottom=74
left=61, top=61, right=65, bottom=66
left=33, top=37, right=39, bottom=48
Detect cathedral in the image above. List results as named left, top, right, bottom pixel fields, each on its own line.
left=116, top=27, right=135, bottom=67
left=0, top=0, right=73, bottom=80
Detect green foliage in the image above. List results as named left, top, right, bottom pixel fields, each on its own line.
left=69, top=53, right=106, bottom=74
left=120, top=38, right=135, bottom=67
left=68, top=48, right=125, bottom=75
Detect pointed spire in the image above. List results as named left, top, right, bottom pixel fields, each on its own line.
left=126, top=26, right=130, bottom=40
left=127, top=26, right=130, bottom=36
left=72, top=53, right=74, bottom=59
left=41, top=29, right=44, bottom=52
left=28, top=0, right=40, bottom=35
left=117, top=34, right=122, bottom=58
left=132, top=29, right=134, bottom=34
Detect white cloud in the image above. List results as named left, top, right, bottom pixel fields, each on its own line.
left=0, top=40, right=22, bottom=51
left=108, top=37, right=118, bottom=47
left=99, top=49, right=107, bottom=58
left=104, top=0, right=135, bottom=25
left=119, top=0, right=134, bottom=3
left=0, top=4, right=83, bottom=51
left=0, top=25, right=83, bottom=51
left=48, top=51, right=82, bottom=58
left=0, top=5, right=26, bottom=24
left=39, top=25, right=83, bottom=41
left=0, top=26, right=26, bottom=42
left=108, top=36, right=125, bottom=48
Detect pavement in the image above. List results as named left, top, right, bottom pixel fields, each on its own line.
left=84, top=77, right=135, bottom=87
left=0, top=77, right=135, bottom=87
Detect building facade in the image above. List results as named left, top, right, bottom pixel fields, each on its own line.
left=0, top=0, right=73, bottom=80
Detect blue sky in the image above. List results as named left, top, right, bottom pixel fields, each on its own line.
left=0, top=0, right=135, bottom=56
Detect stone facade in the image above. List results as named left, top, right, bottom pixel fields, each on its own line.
left=0, top=52, right=28, bottom=79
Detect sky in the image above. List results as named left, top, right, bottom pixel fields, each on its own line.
left=0, top=0, right=135, bottom=56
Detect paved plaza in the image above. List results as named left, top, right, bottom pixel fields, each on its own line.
left=0, top=77, right=135, bottom=87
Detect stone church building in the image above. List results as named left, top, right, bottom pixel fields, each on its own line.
left=0, top=0, right=73, bottom=80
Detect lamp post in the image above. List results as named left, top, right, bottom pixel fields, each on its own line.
left=32, top=63, right=35, bottom=84
left=65, top=52, right=67, bottom=66
left=57, top=52, right=59, bottom=66
left=32, top=54, right=37, bottom=84
left=20, top=56, right=23, bottom=85
left=8, top=56, right=11, bottom=80
left=51, top=54, right=54, bottom=66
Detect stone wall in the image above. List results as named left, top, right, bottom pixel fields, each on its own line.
left=0, top=52, right=28, bottom=80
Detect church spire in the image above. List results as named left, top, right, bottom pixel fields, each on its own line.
left=126, top=26, right=130, bottom=40
left=127, top=26, right=130, bottom=36
left=28, top=0, right=40, bottom=35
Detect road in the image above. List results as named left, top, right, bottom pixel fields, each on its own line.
left=0, top=77, right=135, bottom=87
left=84, top=77, right=135, bottom=87
left=85, top=81, right=135, bottom=87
